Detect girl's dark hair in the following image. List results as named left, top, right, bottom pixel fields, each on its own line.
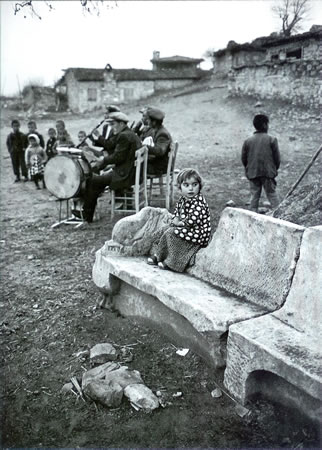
left=11, top=119, right=20, bottom=126
left=253, top=114, right=269, bottom=131
left=176, top=168, right=203, bottom=190
left=48, top=127, right=56, bottom=133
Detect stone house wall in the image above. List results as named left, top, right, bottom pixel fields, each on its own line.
left=65, top=72, right=105, bottom=112
left=154, top=79, right=194, bottom=91
left=228, top=59, right=322, bottom=108
left=266, top=36, right=321, bottom=61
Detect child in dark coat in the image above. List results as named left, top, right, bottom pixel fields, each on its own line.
left=46, top=128, right=57, bottom=160
left=148, top=168, right=211, bottom=272
left=241, top=114, right=281, bottom=212
left=6, top=119, right=28, bottom=182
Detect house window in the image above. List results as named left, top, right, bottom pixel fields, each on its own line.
left=88, top=88, right=97, bottom=101
left=286, top=48, right=302, bottom=59
left=271, top=54, right=279, bottom=61
left=123, top=88, right=134, bottom=99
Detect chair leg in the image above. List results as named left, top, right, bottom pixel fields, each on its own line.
left=111, top=190, right=115, bottom=220
left=135, top=186, right=140, bottom=213
left=148, top=179, right=153, bottom=205
left=159, top=177, right=164, bottom=196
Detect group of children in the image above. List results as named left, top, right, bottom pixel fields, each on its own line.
left=6, top=119, right=86, bottom=189
left=5, top=112, right=280, bottom=274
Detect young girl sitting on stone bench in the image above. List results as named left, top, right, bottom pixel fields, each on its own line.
left=148, top=168, right=211, bottom=272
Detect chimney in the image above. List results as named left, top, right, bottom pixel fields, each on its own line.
left=153, top=51, right=160, bottom=60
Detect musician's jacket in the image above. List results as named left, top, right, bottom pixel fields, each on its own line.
left=146, top=125, right=172, bottom=175
left=102, top=126, right=142, bottom=190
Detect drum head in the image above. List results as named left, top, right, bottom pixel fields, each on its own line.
left=44, top=156, right=82, bottom=199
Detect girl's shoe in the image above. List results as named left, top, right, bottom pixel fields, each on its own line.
left=147, top=255, right=158, bottom=265
left=158, top=261, right=167, bottom=270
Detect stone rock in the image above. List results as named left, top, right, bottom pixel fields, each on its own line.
left=225, top=200, right=236, bottom=207
left=82, top=361, right=119, bottom=389
left=105, top=366, right=144, bottom=389
left=111, top=207, right=172, bottom=256
left=124, top=383, right=159, bottom=412
left=61, top=382, right=74, bottom=394
left=90, top=343, right=118, bottom=364
left=83, top=379, right=123, bottom=408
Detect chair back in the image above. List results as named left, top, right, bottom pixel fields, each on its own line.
left=134, top=145, right=148, bottom=187
left=167, top=141, right=179, bottom=178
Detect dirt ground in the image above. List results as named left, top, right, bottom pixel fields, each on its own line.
left=1, top=85, right=321, bottom=449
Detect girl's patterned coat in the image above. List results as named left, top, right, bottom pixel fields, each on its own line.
left=173, top=193, right=211, bottom=247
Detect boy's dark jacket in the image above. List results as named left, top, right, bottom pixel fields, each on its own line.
left=241, top=131, right=281, bottom=179
left=6, top=132, right=28, bottom=154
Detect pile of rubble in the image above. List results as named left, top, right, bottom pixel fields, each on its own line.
left=62, top=343, right=160, bottom=412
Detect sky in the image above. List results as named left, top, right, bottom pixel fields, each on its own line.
left=1, top=0, right=322, bottom=96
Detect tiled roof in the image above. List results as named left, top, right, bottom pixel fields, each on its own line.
left=151, top=55, right=204, bottom=63
left=59, top=67, right=210, bottom=82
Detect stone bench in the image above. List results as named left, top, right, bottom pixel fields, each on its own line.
left=223, top=226, right=322, bottom=422
left=92, top=207, right=304, bottom=368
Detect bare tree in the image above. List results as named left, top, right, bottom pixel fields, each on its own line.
left=272, top=0, right=311, bottom=36
left=13, top=0, right=117, bottom=19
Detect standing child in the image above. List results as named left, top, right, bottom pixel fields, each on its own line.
left=148, top=168, right=211, bottom=272
left=25, top=134, right=47, bottom=189
left=46, top=128, right=57, bottom=160
left=27, top=120, right=45, bottom=148
left=55, top=120, right=74, bottom=147
left=6, top=119, right=28, bottom=182
left=241, top=114, right=281, bottom=212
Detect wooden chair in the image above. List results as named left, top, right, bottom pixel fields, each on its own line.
left=110, top=146, right=148, bottom=220
left=147, top=141, right=179, bottom=210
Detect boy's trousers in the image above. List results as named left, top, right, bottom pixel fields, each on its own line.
left=249, top=176, right=279, bottom=212
left=10, top=151, right=28, bottom=179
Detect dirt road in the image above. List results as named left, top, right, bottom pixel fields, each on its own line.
left=1, top=86, right=320, bottom=448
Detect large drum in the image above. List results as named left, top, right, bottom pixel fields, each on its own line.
left=44, top=153, right=91, bottom=200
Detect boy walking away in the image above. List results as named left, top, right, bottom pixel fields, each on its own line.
left=6, top=119, right=28, bottom=182
left=27, top=120, right=45, bottom=148
left=46, top=128, right=57, bottom=160
left=241, top=114, right=281, bottom=213
left=25, top=134, right=47, bottom=189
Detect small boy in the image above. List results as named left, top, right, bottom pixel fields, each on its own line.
left=56, top=120, right=74, bottom=147
left=46, top=128, right=57, bottom=160
left=6, top=119, right=29, bottom=182
left=27, top=120, right=45, bottom=148
left=77, top=130, right=89, bottom=148
left=241, top=114, right=281, bottom=213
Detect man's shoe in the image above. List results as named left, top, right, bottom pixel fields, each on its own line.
left=71, top=209, right=83, bottom=219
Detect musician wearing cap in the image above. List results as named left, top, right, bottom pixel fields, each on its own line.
left=89, top=104, right=120, bottom=148
left=72, top=112, right=141, bottom=223
left=133, top=106, right=155, bottom=142
left=145, top=108, right=172, bottom=175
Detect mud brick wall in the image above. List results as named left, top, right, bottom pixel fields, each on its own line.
left=228, top=59, right=322, bottom=108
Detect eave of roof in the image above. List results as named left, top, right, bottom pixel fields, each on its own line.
left=151, top=55, right=204, bottom=63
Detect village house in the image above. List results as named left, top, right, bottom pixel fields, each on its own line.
left=56, top=52, right=210, bottom=113
left=211, top=25, right=322, bottom=108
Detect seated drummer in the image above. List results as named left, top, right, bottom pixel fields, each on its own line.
left=89, top=104, right=120, bottom=148
left=72, top=112, right=142, bottom=223
left=144, top=108, right=172, bottom=175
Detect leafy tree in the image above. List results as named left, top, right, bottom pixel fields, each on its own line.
left=272, top=0, right=311, bottom=36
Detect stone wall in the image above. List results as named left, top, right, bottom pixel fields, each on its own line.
left=228, top=59, right=321, bottom=108
left=116, top=80, right=155, bottom=102
left=66, top=72, right=105, bottom=113
left=154, top=79, right=193, bottom=91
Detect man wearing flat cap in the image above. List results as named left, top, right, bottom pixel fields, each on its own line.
left=73, top=112, right=141, bottom=223
left=89, top=104, right=121, bottom=147
left=145, top=107, right=172, bottom=175
left=133, top=106, right=155, bottom=142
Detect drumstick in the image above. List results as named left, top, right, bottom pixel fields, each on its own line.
left=76, top=119, right=105, bottom=149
